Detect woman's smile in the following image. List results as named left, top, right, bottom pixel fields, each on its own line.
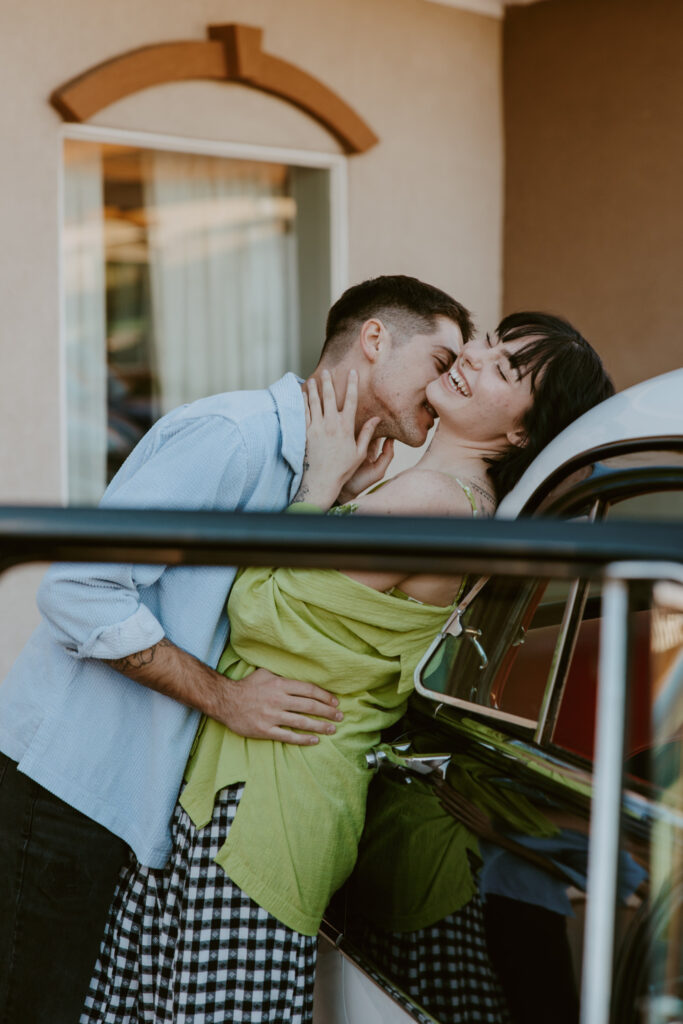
left=439, top=366, right=471, bottom=398
left=447, top=365, right=472, bottom=397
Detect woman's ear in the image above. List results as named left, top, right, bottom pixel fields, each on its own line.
left=359, top=318, right=385, bottom=362
left=506, top=427, right=528, bottom=448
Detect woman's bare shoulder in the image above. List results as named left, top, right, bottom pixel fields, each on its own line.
left=354, top=468, right=478, bottom=517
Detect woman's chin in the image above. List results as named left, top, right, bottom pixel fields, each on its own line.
left=424, top=384, right=445, bottom=415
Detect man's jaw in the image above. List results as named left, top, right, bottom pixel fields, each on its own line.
left=392, top=405, right=436, bottom=447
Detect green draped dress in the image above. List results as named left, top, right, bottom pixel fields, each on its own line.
left=180, top=563, right=457, bottom=935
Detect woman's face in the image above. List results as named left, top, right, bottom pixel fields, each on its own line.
left=425, top=333, right=538, bottom=451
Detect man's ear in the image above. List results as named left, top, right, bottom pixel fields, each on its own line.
left=506, top=426, right=528, bottom=448
left=359, top=318, right=385, bottom=362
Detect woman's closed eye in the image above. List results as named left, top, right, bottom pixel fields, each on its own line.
left=486, top=333, right=507, bottom=379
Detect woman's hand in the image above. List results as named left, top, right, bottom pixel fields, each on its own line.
left=293, top=370, right=380, bottom=509
left=336, top=435, right=394, bottom=504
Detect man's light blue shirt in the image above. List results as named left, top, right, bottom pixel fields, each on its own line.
left=0, top=374, right=305, bottom=867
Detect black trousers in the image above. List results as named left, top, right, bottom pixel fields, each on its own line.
left=0, top=752, right=129, bottom=1024
left=483, top=893, right=580, bottom=1024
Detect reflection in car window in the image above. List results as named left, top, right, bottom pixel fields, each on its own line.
left=418, top=575, right=575, bottom=728
left=607, top=489, right=683, bottom=522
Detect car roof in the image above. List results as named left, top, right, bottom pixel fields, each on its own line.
left=496, top=368, right=683, bottom=519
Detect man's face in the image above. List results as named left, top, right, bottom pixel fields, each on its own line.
left=368, top=316, right=464, bottom=446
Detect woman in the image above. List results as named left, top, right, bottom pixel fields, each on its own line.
left=81, top=313, right=613, bottom=1024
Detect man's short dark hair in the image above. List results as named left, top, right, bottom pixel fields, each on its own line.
left=322, top=275, right=474, bottom=359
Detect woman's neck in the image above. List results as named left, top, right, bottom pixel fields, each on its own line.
left=409, top=427, right=498, bottom=512
left=416, top=428, right=492, bottom=481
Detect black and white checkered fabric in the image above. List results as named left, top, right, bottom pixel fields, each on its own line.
left=357, top=897, right=512, bottom=1024
left=80, top=784, right=317, bottom=1023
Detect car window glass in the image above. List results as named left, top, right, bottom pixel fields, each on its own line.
left=551, top=589, right=653, bottom=775
left=416, top=511, right=602, bottom=728
left=418, top=574, right=575, bottom=729
left=549, top=489, right=683, bottom=773
left=607, top=489, right=683, bottom=521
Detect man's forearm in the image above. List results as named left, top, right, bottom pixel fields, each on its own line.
left=105, top=639, right=343, bottom=745
left=106, top=639, right=231, bottom=722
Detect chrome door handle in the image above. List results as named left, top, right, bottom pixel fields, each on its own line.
left=366, top=745, right=451, bottom=779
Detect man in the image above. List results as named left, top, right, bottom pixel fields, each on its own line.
left=0, top=274, right=472, bottom=1022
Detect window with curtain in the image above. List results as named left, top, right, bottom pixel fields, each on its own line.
left=62, top=138, right=334, bottom=504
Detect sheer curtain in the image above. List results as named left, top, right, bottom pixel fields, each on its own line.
left=144, top=152, right=300, bottom=415
left=63, top=141, right=107, bottom=504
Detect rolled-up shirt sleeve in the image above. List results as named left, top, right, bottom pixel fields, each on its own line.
left=37, top=414, right=250, bottom=660
left=37, top=563, right=167, bottom=658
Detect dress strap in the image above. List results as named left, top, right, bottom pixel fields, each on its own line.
left=453, top=477, right=479, bottom=518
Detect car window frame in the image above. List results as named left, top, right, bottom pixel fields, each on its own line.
left=413, top=447, right=683, bottom=747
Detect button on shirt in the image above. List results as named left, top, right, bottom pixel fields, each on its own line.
left=0, top=374, right=305, bottom=867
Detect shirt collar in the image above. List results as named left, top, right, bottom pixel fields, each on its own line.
left=268, top=373, right=306, bottom=477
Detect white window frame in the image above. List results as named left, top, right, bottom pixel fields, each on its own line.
left=58, top=122, right=348, bottom=503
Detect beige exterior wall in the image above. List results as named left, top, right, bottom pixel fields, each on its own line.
left=0, top=0, right=503, bottom=671
left=503, top=0, right=683, bottom=390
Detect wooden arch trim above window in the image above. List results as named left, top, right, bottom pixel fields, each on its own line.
left=50, top=23, right=378, bottom=155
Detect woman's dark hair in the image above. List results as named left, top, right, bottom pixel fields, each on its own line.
left=322, top=275, right=474, bottom=359
left=486, top=312, right=615, bottom=501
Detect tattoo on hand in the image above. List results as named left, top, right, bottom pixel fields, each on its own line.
left=292, top=450, right=311, bottom=504
left=108, top=637, right=173, bottom=674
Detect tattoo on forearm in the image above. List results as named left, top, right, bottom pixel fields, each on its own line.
left=107, top=637, right=173, bottom=674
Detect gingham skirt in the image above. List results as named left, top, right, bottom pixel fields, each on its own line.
left=357, top=897, right=512, bottom=1024
left=80, top=784, right=317, bottom=1024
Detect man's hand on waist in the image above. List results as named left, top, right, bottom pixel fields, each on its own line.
left=216, top=667, right=344, bottom=745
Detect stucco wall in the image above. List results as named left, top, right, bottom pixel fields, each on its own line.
left=503, top=0, right=683, bottom=389
left=0, top=0, right=503, bottom=672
